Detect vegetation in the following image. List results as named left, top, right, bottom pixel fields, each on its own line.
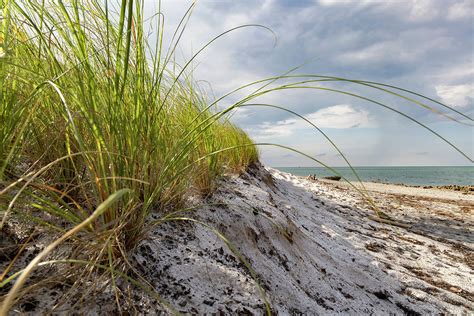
left=0, top=0, right=260, bottom=311
left=0, top=0, right=471, bottom=314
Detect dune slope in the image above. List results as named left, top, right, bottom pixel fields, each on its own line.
left=130, top=164, right=473, bottom=314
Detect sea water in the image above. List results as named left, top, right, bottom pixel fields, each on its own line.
left=274, top=166, right=474, bottom=186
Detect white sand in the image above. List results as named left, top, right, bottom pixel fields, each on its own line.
left=4, top=164, right=473, bottom=314
left=319, top=178, right=474, bottom=202
left=130, top=164, right=473, bottom=314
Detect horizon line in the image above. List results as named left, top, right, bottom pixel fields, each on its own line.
left=271, top=165, right=474, bottom=168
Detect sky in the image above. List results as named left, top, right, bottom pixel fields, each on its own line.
left=144, top=0, right=473, bottom=166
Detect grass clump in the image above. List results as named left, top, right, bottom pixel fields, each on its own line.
left=0, top=0, right=258, bottom=311
left=1, top=0, right=257, bottom=234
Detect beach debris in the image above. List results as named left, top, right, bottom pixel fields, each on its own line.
left=323, top=176, right=341, bottom=181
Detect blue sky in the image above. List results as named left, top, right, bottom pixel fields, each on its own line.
left=147, top=0, right=473, bottom=166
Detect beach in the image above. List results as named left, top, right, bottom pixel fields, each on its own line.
left=276, top=166, right=474, bottom=187
left=124, top=164, right=474, bottom=314
left=3, top=1, right=472, bottom=314
left=3, top=163, right=473, bottom=314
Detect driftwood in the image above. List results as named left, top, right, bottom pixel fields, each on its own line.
left=323, top=176, right=341, bottom=181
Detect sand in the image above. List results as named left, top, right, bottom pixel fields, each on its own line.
left=320, top=178, right=474, bottom=201
left=2, top=163, right=473, bottom=314
left=128, top=164, right=473, bottom=314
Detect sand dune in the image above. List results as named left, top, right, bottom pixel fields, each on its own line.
left=129, top=164, right=473, bottom=314
left=3, top=164, right=472, bottom=314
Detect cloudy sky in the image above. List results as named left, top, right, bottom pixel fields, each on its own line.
left=146, top=0, right=473, bottom=166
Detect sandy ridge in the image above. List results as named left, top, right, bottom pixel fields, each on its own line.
left=128, top=164, right=473, bottom=314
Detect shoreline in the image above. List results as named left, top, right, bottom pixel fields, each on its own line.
left=275, top=166, right=474, bottom=189
left=312, top=177, right=474, bottom=201
left=298, top=174, right=474, bottom=195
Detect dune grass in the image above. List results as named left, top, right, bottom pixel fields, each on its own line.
left=0, top=0, right=472, bottom=313
left=1, top=0, right=258, bottom=236
left=0, top=0, right=260, bottom=311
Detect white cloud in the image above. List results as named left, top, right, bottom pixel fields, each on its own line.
left=339, top=41, right=400, bottom=63
left=338, top=30, right=452, bottom=65
left=318, top=0, right=377, bottom=6
left=304, top=104, right=372, bottom=128
left=318, top=0, right=439, bottom=22
left=435, top=84, right=473, bottom=107
left=407, top=0, right=439, bottom=22
left=252, top=104, right=373, bottom=140
left=447, top=1, right=473, bottom=21
left=250, top=121, right=294, bottom=140
left=433, top=62, right=474, bottom=83
left=318, top=0, right=470, bottom=23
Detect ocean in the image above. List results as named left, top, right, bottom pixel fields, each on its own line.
left=274, top=166, right=474, bottom=186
